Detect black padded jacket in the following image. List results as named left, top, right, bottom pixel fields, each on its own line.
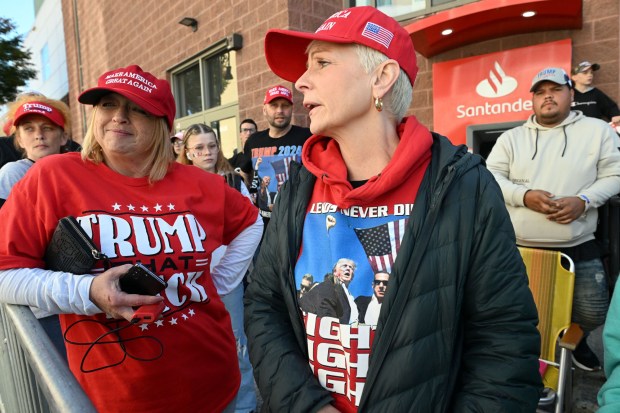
left=244, top=133, right=542, bottom=413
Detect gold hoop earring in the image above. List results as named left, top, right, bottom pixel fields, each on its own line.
left=374, top=97, right=383, bottom=112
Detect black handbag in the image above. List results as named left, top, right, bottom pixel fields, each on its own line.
left=44, top=216, right=110, bottom=274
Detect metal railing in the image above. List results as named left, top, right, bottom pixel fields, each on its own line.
left=0, top=303, right=96, bottom=413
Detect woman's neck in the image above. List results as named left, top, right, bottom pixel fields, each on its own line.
left=332, top=116, right=400, bottom=181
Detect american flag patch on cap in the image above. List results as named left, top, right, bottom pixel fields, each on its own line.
left=361, top=22, right=394, bottom=49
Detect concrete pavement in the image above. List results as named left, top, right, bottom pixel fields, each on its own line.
left=572, top=325, right=606, bottom=412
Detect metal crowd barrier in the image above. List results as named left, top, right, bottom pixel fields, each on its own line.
left=0, top=303, right=95, bottom=413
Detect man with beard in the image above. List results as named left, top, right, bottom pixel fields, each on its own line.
left=299, top=258, right=359, bottom=324
left=487, top=67, right=620, bottom=372
left=241, top=85, right=311, bottom=229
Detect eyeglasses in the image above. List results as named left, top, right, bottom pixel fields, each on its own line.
left=186, top=143, right=218, bottom=156
left=172, top=140, right=183, bottom=147
left=241, top=128, right=256, bottom=134
left=373, top=280, right=388, bottom=287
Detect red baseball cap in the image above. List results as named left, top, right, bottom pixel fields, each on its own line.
left=264, top=85, right=293, bottom=104
left=264, top=6, right=418, bottom=85
left=2, top=119, right=12, bottom=136
left=13, top=101, right=66, bottom=129
left=78, top=65, right=176, bottom=130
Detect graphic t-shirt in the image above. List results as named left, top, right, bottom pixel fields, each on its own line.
left=295, top=117, right=432, bottom=411
left=242, top=125, right=311, bottom=219
left=572, top=87, right=620, bottom=121
left=0, top=153, right=259, bottom=412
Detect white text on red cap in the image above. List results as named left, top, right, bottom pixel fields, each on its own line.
left=105, top=71, right=158, bottom=94
left=23, top=103, right=53, bottom=113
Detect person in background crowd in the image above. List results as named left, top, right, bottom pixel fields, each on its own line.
left=229, top=119, right=258, bottom=188
left=487, top=67, right=620, bottom=372
left=1, top=92, right=46, bottom=169
left=177, top=122, right=261, bottom=413
left=1, top=92, right=81, bottom=171
left=245, top=6, right=541, bottom=412
left=240, top=85, right=311, bottom=229
left=0, top=119, right=21, bottom=168
left=170, top=130, right=184, bottom=157
left=229, top=118, right=257, bottom=172
left=0, top=64, right=262, bottom=412
left=0, top=95, right=71, bottom=361
left=0, top=96, right=70, bottom=207
left=571, top=61, right=620, bottom=130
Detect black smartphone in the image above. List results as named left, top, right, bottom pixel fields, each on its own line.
left=119, top=263, right=167, bottom=295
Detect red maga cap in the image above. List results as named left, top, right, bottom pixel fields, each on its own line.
left=264, top=6, right=418, bottom=85
left=2, top=119, right=13, bottom=136
left=78, top=65, right=176, bottom=130
left=13, top=101, right=66, bottom=129
left=264, top=85, right=293, bottom=104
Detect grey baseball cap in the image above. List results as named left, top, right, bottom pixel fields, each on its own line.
left=530, top=67, right=572, bottom=92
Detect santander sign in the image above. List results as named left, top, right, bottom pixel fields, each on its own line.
left=475, top=62, right=517, bottom=98
left=432, top=39, right=572, bottom=146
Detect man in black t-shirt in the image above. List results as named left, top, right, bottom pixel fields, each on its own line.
left=242, top=85, right=311, bottom=227
left=228, top=118, right=257, bottom=170
left=571, top=61, right=620, bottom=130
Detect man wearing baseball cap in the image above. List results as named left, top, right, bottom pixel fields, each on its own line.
left=241, top=84, right=311, bottom=229
left=487, top=67, right=620, bottom=372
left=571, top=61, right=620, bottom=127
left=246, top=6, right=542, bottom=413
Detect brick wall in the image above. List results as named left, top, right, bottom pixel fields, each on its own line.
left=61, top=0, right=618, bottom=141
left=61, top=0, right=342, bottom=141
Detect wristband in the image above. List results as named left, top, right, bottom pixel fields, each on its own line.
left=578, top=194, right=590, bottom=205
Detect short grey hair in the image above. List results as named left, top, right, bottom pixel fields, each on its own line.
left=354, top=44, right=413, bottom=122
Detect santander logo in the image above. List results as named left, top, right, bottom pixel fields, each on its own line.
left=475, top=62, right=518, bottom=98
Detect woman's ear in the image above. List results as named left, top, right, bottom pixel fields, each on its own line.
left=372, top=59, right=400, bottom=98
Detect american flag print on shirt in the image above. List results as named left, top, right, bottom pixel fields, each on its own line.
left=353, top=218, right=407, bottom=274
left=271, top=156, right=295, bottom=186
left=361, top=22, right=394, bottom=49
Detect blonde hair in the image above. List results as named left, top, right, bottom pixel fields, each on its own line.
left=8, top=95, right=72, bottom=153
left=80, top=106, right=174, bottom=183
left=6, top=93, right=71, bottom=156
left=177, top=123, right=234, bottom=174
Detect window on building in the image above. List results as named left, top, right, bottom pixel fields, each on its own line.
left=175, top=63, right=202, bottom=117
left=350, top=0, right=477, bottom=20
left=41, top=43, right=50, bottom=81
left=170, top=38, right=241, bottom=158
